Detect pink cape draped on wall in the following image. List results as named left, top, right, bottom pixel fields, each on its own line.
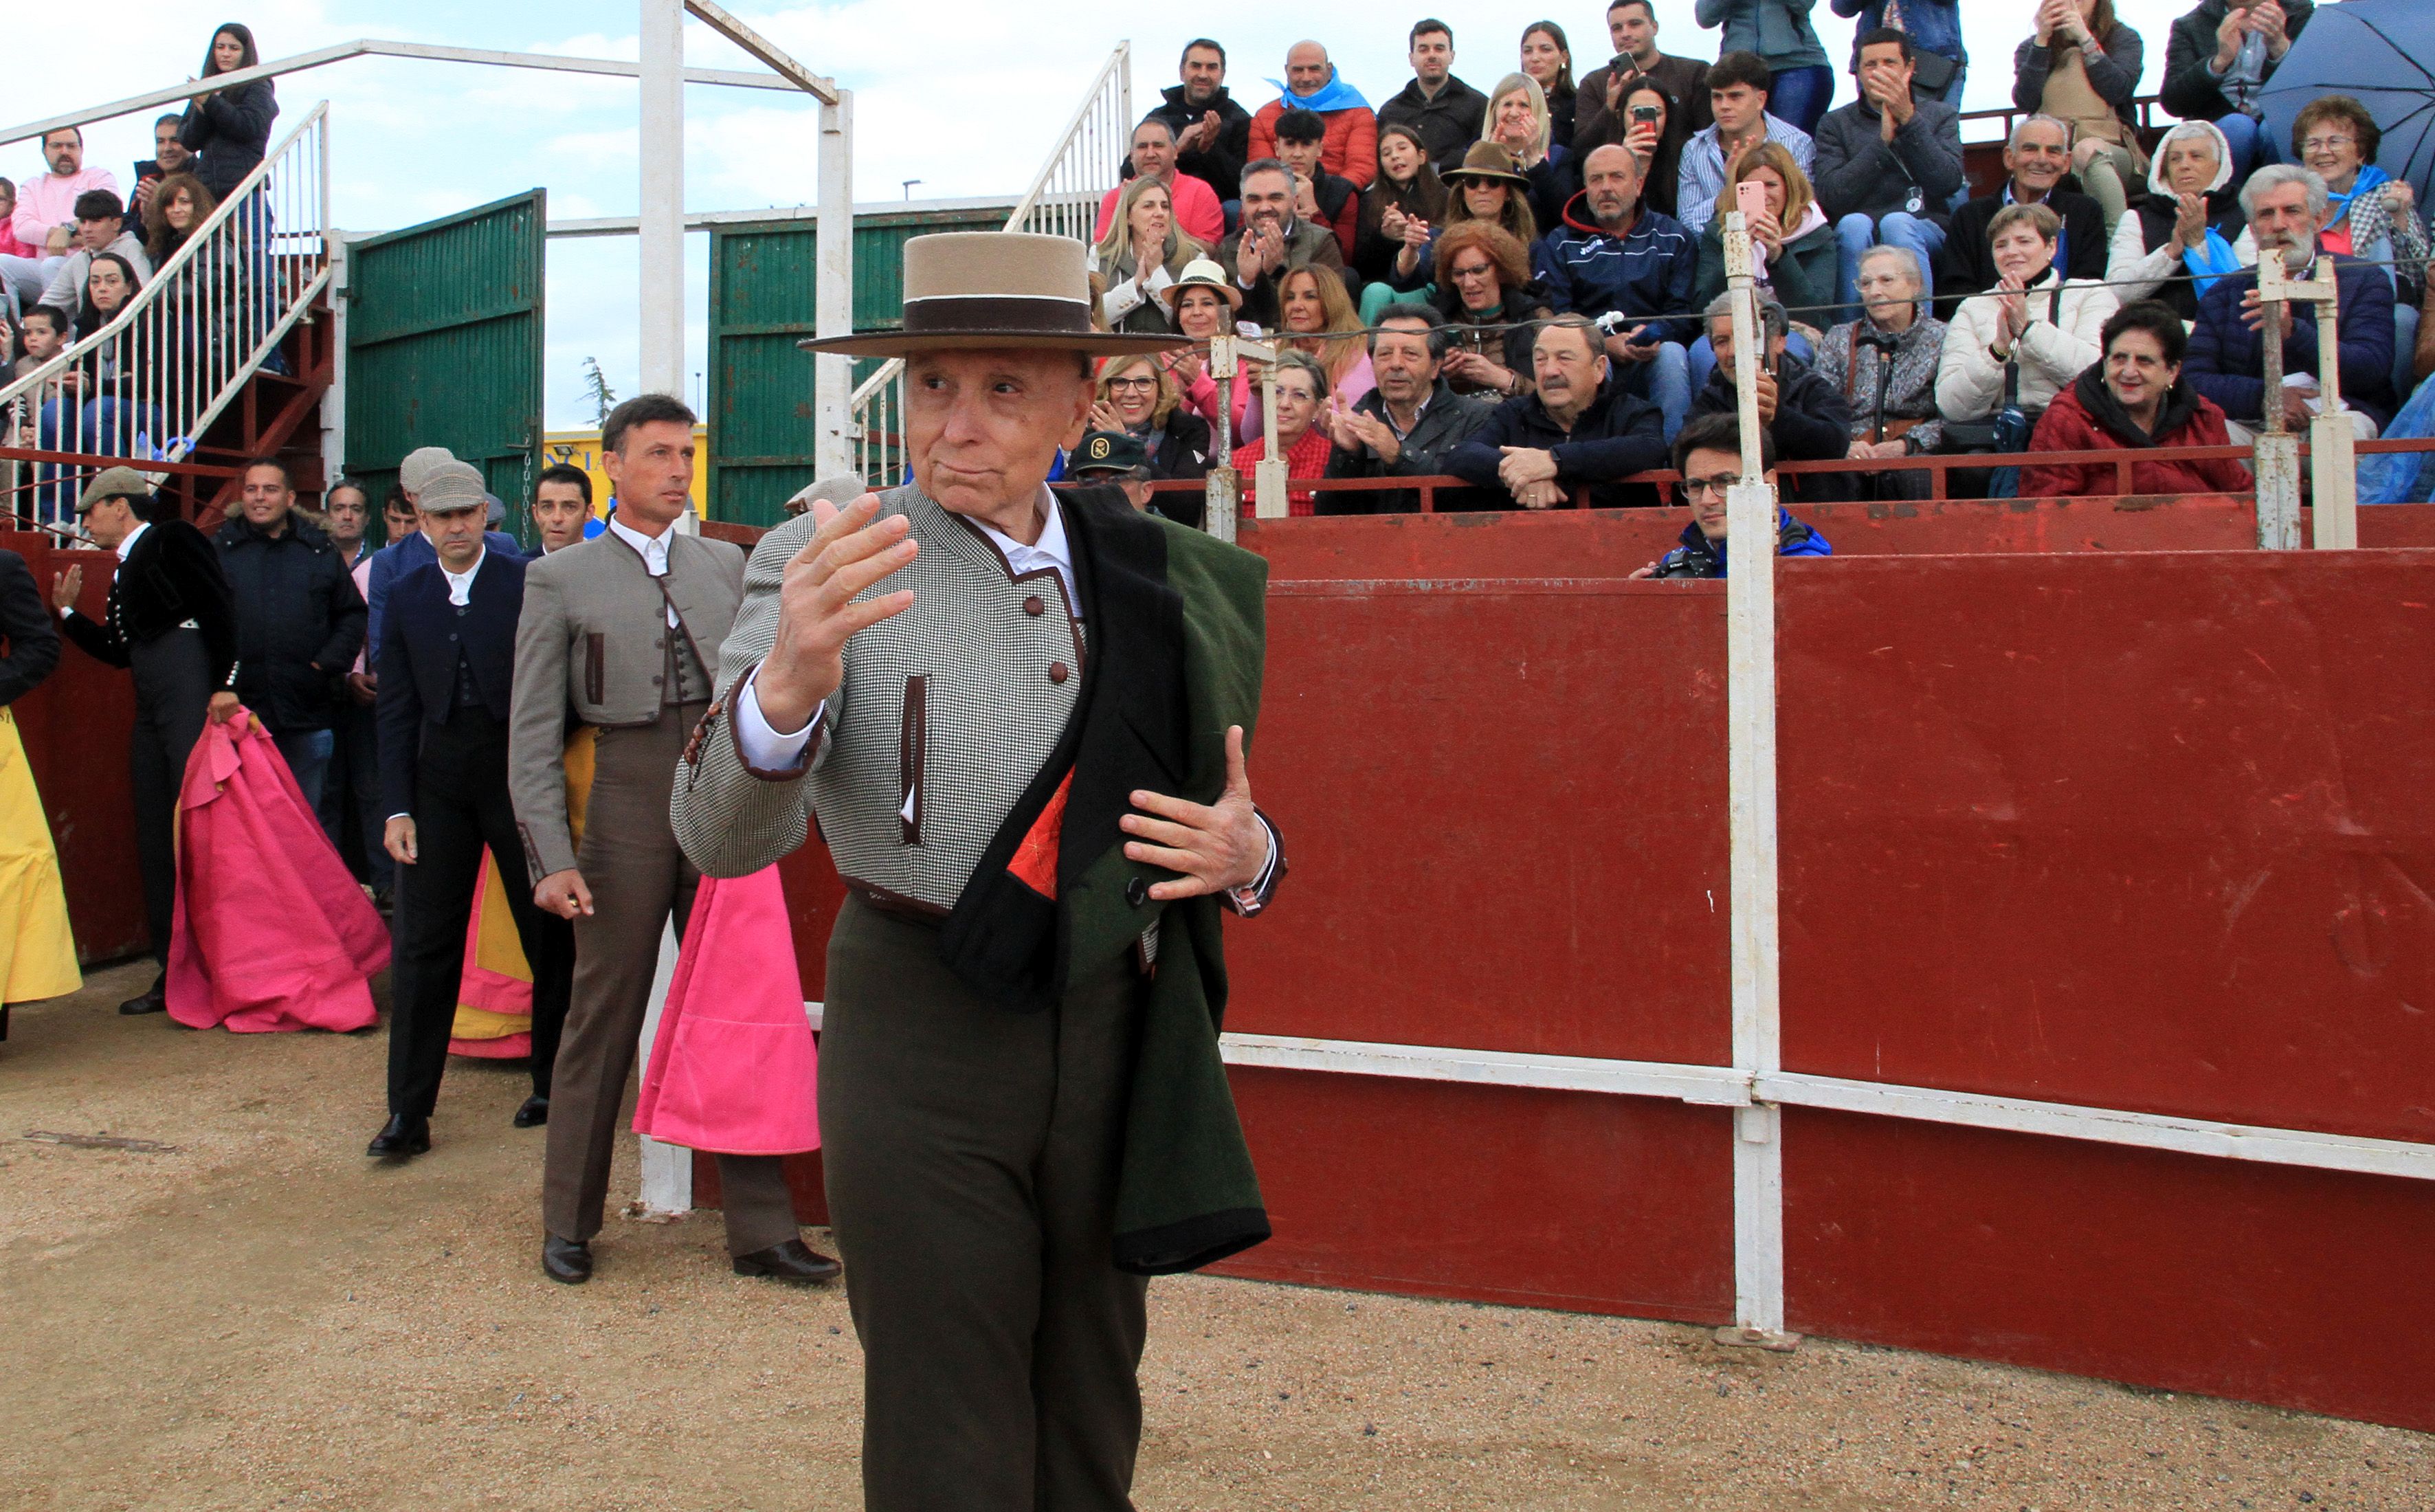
left=167, top=710, right=387, bottom=1032
left=632, top=865, right=819, bottom=1156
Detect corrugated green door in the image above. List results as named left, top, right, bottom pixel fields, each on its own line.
left=344, top=190, right=546, bottom=538
left=708, top=203, right=1012, bottom=526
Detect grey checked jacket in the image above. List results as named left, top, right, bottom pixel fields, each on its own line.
left=671, top=487, right=1087, bottom=906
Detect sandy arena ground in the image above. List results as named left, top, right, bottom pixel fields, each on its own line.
left=4, top=961, right=2432, bottom=1511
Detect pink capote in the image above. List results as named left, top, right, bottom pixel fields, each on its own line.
left=167, top=709, right=387, bottom=1032
left=632, top=866, right=819, bottom=1155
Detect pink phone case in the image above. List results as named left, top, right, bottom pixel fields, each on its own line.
left=1735, top=179, right=1768, bottom=225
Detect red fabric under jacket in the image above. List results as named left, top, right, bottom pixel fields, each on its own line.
left=2019, top=377, right=2254, bottom=499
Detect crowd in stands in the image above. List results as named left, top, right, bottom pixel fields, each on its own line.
left=4, top=23, right=280, bottom=524
left=1069, top=1, right=2435, bottom=520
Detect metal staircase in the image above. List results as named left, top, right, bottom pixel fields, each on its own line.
left=0, top=104, right=333, bottom=530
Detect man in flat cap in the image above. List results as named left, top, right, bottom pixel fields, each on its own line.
left=366, top=466, right=573, bottom=1157
left=50, top=467, right=236, bottom=1015
left=512, top=393, right=835, bottom=1287
left=366, top=452, right=523, bottom=664
left=671, top=231, right=1285, bottom=1509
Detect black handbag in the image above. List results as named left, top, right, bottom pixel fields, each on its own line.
left=1911, top=51, right=1959, bottom=97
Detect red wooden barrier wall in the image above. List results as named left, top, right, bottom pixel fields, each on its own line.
left=4, top=533, right=148, bottom=962
left=491, top=510, right=2435, bottom=1430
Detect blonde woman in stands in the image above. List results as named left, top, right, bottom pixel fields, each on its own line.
left=1091, top=177, right=1203, bottom=334
left=1935, top=201, right=2117, bottom=427
left=1480, top=71, right=1575, bottom=234
left=1276, top=264, right=1374, bottom=408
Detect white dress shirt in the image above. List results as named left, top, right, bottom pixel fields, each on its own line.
left=439, top=546, right=486, bottom=606
left=608, top=513, right=682, bottom=627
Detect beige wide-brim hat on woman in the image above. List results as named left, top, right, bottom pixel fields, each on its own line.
left=800, top=232, right=1190, bottom=358
left=1159, top=257, right=1244, bottom=313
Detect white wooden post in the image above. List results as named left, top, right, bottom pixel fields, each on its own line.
left=2298, top=254, right=2357, bottom=548
left=634, top=922, right=693, bottom=1217
left=2252, top=252, right=2302, bottom=550
left=814, top=89, right=855, bottom=480
left=638, top=0, right=685, bottom=403
left=632, top=0, right=693, bottom=1211
left=1719, top=210, right=1797, bottom=1350
left=1254, top=358, right=1287, bottom=520
left=1204, top=335, right=1240, bottom=543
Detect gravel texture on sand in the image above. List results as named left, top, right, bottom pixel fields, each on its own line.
left=4, top=963, right=2430, bottom=1510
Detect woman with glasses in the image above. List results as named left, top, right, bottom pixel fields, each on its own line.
left=1425, top=221, right=1555, bottom=401
left=1086, top=354, right=1213, bottom=487
left=2289, top=96, right=2427, bottom=399
left=1228, top=350, right=1334, bottom=516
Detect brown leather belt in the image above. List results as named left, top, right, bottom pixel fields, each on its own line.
left=849, top=885, right=948, bottom=929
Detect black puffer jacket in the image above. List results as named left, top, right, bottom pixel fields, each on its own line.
left=215, top=511, right=365, bottom=732
left=179, top=77, right=279, bottom=200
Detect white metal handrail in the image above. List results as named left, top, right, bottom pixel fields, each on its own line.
left=0, top=102, right=330, bottom=523
left=851, top=43, right=1131, bottom=489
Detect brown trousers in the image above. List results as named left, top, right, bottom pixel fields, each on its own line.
left=821, top=893, right=1149, bottom=1512
left=540, top=704, right=799, bottom=1257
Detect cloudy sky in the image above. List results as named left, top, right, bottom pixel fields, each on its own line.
left=10, top=1, right=2206, bottom=427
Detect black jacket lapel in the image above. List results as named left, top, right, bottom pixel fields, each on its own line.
left=936, top=487, right=1184, bottom=1013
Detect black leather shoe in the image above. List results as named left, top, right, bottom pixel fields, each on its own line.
left=119, top=972, right=168, bottom=1015
left=732, top=1237, right=841, bottom=1284
left=365, top=1114, right=430, bottom=1158
left=543, top=1234, right=592, bottom=1285
left=512, top=1094, right=550, bottom=1128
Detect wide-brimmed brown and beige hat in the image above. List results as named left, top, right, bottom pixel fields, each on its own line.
left=1443, top=140, right=1530, bottom=188
left=799, top=232, right=1188, bottom=358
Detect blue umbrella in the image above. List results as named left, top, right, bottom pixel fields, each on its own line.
left=2258, top=0, right=2435, bottom=203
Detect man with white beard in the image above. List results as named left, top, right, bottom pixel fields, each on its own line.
left=2182, top=164, right=2398, bottom=443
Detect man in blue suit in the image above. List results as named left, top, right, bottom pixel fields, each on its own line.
left=366, top=467, right=572, bottom=1159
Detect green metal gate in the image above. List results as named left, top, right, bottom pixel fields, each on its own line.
left=707, top=203, right=1010, bottom=526
left=344, top=189, right=546, bottom=537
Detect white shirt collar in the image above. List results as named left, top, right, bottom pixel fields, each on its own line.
left=115, top=520, right=150, bottom=562
left=974, top=486, right=1079, bottom=613
left=440, top=545, right=486, bottom=606
left=607, top=512, right=674, bottom=575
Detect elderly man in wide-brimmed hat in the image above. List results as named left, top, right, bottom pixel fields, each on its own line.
left=670, top=231, right=1286, bottom=1510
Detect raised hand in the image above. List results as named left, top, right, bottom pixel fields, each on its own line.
left=754, top=493, right=919, bottom=734
left=1121, top=725, right=1269, bottom=900
left=49, top=564, right=81, bottom=613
